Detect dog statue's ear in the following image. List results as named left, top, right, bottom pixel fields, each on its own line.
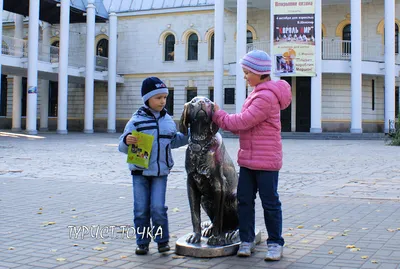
left=179, top=102, right=190, bottom=135
left=210, top=103, right=219, bottom=135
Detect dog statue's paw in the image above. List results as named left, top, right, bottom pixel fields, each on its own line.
left=201, top=223, right=213, bottom=238
left=186, top=232, right=201, bottom=244
left=207, top=235, right=227, bottom=246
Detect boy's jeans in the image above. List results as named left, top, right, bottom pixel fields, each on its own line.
left=238, top=167, right=284, bottom=246
left=132, top=175, right=169, bottom=245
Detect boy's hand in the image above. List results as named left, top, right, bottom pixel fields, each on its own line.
left=213, top=103, right=220, bottom=112
left=126, top=135, right=138, bottom=145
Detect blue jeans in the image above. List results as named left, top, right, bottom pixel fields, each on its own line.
left=237, top=167, right=284, bottom=246
left=132, top=175, right=169, bottom=245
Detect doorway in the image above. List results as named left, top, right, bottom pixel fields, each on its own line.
left=296, top=77, right=311, bottom=132
left=280, top=77, right=292, bottom=132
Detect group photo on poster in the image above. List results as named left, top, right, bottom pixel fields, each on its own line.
left=272, top=1, right=316, bottom=76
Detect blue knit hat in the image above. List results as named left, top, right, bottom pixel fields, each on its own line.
left=240, top=50, right=272, bottom=75
left=141, top=77, right=169, bottom=103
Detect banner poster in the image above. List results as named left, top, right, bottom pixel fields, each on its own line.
left=272, top=1, right=316, bottom=76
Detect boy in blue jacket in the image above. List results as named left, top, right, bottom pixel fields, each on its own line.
left=119, top=77, right=188, bottom=255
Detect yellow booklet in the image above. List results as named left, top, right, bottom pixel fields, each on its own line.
left=127, top=131, right=154, bottom=168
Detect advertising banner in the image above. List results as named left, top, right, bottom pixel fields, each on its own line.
left=272, top=1, right=315, bottom=76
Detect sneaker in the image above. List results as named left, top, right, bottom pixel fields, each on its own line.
left=237, top=241, right=255, bottom=257
left=157, top=242, right=170, bottom=253
left=264, top=243, right=283, bottom=261
left=135, top=244, right=149, bottom=255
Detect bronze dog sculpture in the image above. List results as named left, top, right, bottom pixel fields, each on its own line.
left=179, top=96, right=239, bottom=246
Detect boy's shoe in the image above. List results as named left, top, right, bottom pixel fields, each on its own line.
left=157, top=242, right=170, bottom=253
left=237, top=241, right=255, bottom=257
left=135, top=244, right=149, bottom=255
left=264, top=243, right=283, bottom=261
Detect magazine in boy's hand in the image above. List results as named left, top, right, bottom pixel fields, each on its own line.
left=127, top=131, right=154, bottom=168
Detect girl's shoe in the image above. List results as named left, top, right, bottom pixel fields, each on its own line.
left=264, top=243, right=283, bottom=261
left=237, top=241, right=255, bottom=257
left=135, top=244, right=149, bottom=255
left=157, top=242, right=170, bottom=253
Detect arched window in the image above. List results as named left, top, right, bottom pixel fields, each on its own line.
left=342, top=24, right=351, bottom=54
left=51, top=41, right=59, bottom=47
left=188, top=33, right=198, bottom=60
left=97, top=38, right=108, bottom=57
left=210, top=33, right=214, bottom=60
left=246, top=30, right=253, bottom=44
left=165, top=34, right=175, bottom=61
left=50, top=40, right=59, bottom=62
left=2, top=41, right=9, bottom=55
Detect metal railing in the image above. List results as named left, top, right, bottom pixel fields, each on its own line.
left=246, top=41, right=270, bottom=53
left=1, top=35, right=108, bottom=71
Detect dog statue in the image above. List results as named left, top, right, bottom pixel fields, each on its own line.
left=179, top=96, right=239, bottom=246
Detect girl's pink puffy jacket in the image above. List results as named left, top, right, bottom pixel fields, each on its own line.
left=212, top=80, right=292, bottom=171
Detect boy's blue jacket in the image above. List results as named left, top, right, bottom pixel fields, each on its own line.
left=119, top=106, right=188, bottom=177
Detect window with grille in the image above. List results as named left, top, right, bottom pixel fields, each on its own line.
left=97, top=39, right=109, bottom=57
left=186, top=87, right=197, bottom=102
left=165, top=34, right=175, bottom=61
left=166, top=88, right=174, bottom=115
left=342, top=24, right=351, bottom=54
left=224, top=88, right=235, bottom=104
left=0, top=75, right=7, bottom=116
left=188, top=33, right=198, bottom=60
left=209, top=87, right=214, bottom=102
left=247, top=30, right=253, bottom=44
left=210, top=34, right=214, bottom=60
left=49, top=81, right=58, bottom=117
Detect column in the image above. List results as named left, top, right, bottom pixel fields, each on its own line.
left=26, top=0, right=40, bottom=135
left=310, top=1, right=322, bottom=133
left=40, top=22, right=51, bottom=131
left=57, top=0, right=70, bottom=134
left=235, top=0, right=247, bottom=113
left=84, top=0, right=96, bottom=133
left=107, top=12, right=117, bottom=133
left=213, top=0, right=224, bottom=108
left=269, top=0, right=277, bottom=80
left=384, top=0, right=395, bottom=133
left=350, top=0, right=362, bottom=133
left=12, top=14, right=24, bottom=131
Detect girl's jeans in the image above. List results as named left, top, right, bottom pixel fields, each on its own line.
left=132, top=175, right=169, bottom=245
left=238, top=167, right=285, bottom=246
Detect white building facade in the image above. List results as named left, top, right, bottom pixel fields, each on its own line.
left=0, top=0, right=399, bottom=134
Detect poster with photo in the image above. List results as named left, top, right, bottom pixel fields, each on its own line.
left=272, top=1, right=316, bottom=76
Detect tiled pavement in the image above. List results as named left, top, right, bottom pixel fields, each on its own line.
left=0, top=132, right=399, bottom=269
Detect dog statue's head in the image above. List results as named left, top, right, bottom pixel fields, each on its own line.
left=179, top=96, right=219, bottom=139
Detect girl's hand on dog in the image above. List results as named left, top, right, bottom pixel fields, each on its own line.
left=213, top=103, right=220, bottom=112
left=126, top=135, right=138, bottom=145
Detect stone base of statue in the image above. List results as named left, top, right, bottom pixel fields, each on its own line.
left=175, top=228, right=262, bottom=258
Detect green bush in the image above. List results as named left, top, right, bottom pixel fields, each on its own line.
left=389, top=114, right=400, bottom=146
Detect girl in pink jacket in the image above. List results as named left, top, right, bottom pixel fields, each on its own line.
left=213, top=50, right=292, bottom=261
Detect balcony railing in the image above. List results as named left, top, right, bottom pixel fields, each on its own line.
left=247, top=38, right=397, bottom=63
left=1, top=35, right=109, bottom=71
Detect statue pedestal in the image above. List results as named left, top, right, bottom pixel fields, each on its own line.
left=175, top=230, right=262, bottom=258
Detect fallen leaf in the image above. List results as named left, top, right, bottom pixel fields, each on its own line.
left=102, top=241, right=110, bottom=245
left=120, top=256, right=127, bottom=259
left=362, top=228, right=369, bottom=230
left=361, top=256, right=368, bottom=259
left=172, top=207, right=180, bottom=212
left=72, top=216, right=78, bottom=219
left=376, top=210, right=381, bottom=212
left=346, top=245, right=356, bottom=249
left=350, top=248, right=361, bottom=252
left=93, top=247, right=106, bottom=251
left=301, top=240, right=309, bottom=243
left=387, top=228, right=395, bottom=232
left=327, top=236, right=334, bottom=240
left=8, top=247, right=14, bottom=250
left=42, top=221, right=56, bottom=226
left=284, top=233, right=293, bottom=236
left=39, top=207, right=43, bottom=210
left=288, top=227, right=294, bottom=230
left=341, top=233, right=348, bottom=236
left=103, top=258, right=109, bottom=262
left=297, top=225, right=304, bottom=229
left=172, top=255, right=185, bottom=259
left=314, top=225, right=321, bottom=228
left=71, top=208, right=76, bottom=211
left=328, top=250, right=334, bottom=254
left=332, top=219, right=340, bottom=222
left=50, top=249, right=57, bottom=252
left=344, top=229, right=351, bottom=233
left=37, top=212, right=42, bottom=214
left=371, top=260, right=378, bottom=264
left=73, top=244, right=79, bottom=247
left=56, top=258, right=66, bottom=262
left=303, top=204, right=308, bottom=206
